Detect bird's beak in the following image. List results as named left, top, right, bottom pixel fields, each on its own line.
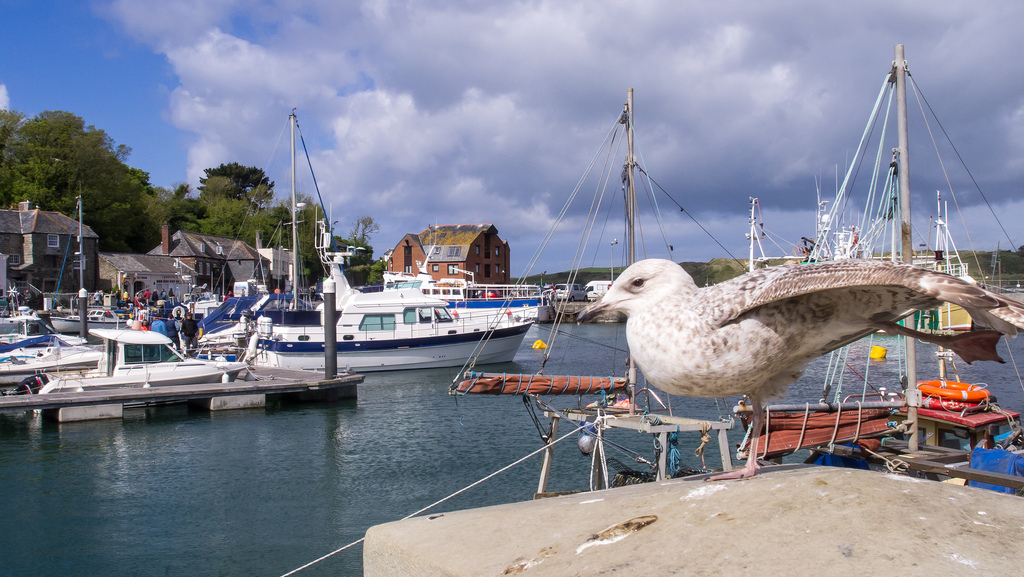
left=577, top=301, right=611, bottom=324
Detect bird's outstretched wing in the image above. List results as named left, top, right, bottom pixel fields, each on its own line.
left=704, top=259, right=1024, bottom=335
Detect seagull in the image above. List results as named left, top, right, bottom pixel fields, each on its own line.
left=577, top=258, right=1024, bottom=480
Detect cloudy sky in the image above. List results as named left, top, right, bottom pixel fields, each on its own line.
left=3, top=1, right=1023, bottom=277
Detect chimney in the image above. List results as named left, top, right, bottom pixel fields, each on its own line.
left=255, top=230, right=263, bottom=250
left=162, top=224, right=171, bottom=255
left=17, top=200, right=33, bottom=212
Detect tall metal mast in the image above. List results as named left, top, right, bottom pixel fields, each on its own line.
left=894, top=44, right=919, bottom=450
left=622, top=89, right=638, bottom=413
left=290, top=111, right=299, bottom=310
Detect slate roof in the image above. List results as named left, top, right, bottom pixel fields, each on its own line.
left=0, top=209, right=99, bottom=238
left=99, top=253, right=181, bottom=274
left=148, top=231, right=261, bottom=260
left=413, top=224, right=499, bottom=263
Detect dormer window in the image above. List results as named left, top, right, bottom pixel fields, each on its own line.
left=216, top=244, right=224, bottom=255
left=446, top=246, right=461, bottom=257
left=199, top=243, right=206, bottom=253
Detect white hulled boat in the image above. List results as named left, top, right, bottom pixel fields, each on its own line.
left=33, top=329, right=250, bottom=394
left=252, top=223, right=533, bottom=373
left=0, top=335, right=102, bottom=385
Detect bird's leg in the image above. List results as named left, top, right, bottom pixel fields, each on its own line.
left=707, top=401, right=763, bottom=481
left=874, top=321, right=1004, bottom=364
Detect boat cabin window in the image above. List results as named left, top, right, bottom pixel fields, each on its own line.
left=123, top=343, right=182, bottom=364
left=433, top=308, right=453, bottom=323
left=403, top=308, right=434, bottom=324
left=359, top=314, right=396, bottom=331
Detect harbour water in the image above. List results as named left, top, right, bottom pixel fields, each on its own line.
left=2, top=323, right=1023, bottom=576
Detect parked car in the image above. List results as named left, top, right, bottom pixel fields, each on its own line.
left=584, top=280, right=613, bottom=301
left=553, top=283, right=587, bottom=302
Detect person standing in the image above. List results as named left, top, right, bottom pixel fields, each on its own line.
left=151, top=316, right=169, bottom=339
left=179, top=311, right=199, bottom=357
left=166, top=313, right=181, bottom=351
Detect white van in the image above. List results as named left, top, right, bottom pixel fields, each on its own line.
left=584, top=280, right=613, bottom=301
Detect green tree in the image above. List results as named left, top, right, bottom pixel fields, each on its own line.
left=0, top=110, right=160, bottom=252
left=198, top=162, right=274, bottom=210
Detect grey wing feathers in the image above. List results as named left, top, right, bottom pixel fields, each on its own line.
left=708, top=259, right=1024, bottom=335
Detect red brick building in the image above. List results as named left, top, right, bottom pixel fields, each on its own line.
left=387, top=224, right=511, bottom=283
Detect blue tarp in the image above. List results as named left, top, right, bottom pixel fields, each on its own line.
left=813, top=445, right=870, bottom=470
left=0, top=335, right=65, bottom=353
left=969, top=447, right=1024, bottom=494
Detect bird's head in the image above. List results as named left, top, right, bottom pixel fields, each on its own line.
left=577, top=259, right=696, bottom=323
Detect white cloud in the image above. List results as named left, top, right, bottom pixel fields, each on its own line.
left=0, top=84, right=9, bottom=110
left=101, top=0, right=1024, bottom=273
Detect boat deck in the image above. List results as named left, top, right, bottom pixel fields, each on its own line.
left=0, top=367, right=361, bottom=421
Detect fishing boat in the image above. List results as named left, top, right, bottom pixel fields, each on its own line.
left=0, top=335, right=102, bottom=385
left=732, top=46, right=1023, bottom=476
left=23, top=329, right=250, bottom=395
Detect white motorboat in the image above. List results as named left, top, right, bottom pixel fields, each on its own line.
left=0, top=335, right=103, bottom=385
left=49, top=308, right=130, bottom=334
left=0, top=314, right=87, bottom=346
left=251, top=223, right=532, bottom=372
left=33, top=329, right=250, bottom=394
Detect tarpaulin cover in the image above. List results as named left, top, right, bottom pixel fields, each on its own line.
left=969, top=447, right=1024, bottom=494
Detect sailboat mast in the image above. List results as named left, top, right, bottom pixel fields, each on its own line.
left=624, top=89, right=638, bottom=412
left=77, top=193, right=88, bottom=339
left=290, top=111, right=299, bottom=310
left=625, top=89, right=638, bottom=265
left=894, top=44, right=920, bottom=450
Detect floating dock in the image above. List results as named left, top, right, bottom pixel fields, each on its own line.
left=0, top=368, right=361, bottom=422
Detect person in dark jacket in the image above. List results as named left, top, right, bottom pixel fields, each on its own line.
left=179, top=311, right=199, bottom=357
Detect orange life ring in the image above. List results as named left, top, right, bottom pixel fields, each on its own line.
left=917, top=380, right=990, bottom=403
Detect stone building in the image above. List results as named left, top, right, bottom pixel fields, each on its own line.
left=0, top=201, right=100, bottom=297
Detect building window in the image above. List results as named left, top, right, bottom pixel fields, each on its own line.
left=432, top=247, right=441, bottom=254
left=200, top=243, right=206, bottom=253
left=432, top=264, right=439, bottom=272
left=475, top=245, right=480, bottom=255
left=9, top=255, right=21, bottom=266
left=475, top=264, right=480, bottom=274
left=405, top=265, right=412, bottom=273
left=448, top=265, right=458, bottom=275
left=495, top=246, right=500, bottom=257
left=446, top=246, right=461, bottom=257
left=47, top=234, right=59, bottom=248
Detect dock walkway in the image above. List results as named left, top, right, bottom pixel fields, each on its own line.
left=0, top=368, right=361, bottom=421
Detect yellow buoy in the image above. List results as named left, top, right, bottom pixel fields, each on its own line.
left=532, top=340, right=547, bottom=350
left=869, top=345, right=887, bottom=360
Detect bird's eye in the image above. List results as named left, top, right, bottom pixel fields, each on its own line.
left=631, top=278, right=645, bottom=288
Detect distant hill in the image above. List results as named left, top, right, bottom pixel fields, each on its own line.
left=513, top=250, right=1024, bottom=288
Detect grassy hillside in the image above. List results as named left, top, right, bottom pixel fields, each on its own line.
left=514, top=249, right=1024, bottom=288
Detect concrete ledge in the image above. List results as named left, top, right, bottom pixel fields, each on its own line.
left=42, top=404, right=123, bottom=422
left=191, top=394, right=266, bottom=411
left=364, top=466, right=1024, bottom=576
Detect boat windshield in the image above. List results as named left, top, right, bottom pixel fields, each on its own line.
left=123, top=343, right=182, bottom=364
